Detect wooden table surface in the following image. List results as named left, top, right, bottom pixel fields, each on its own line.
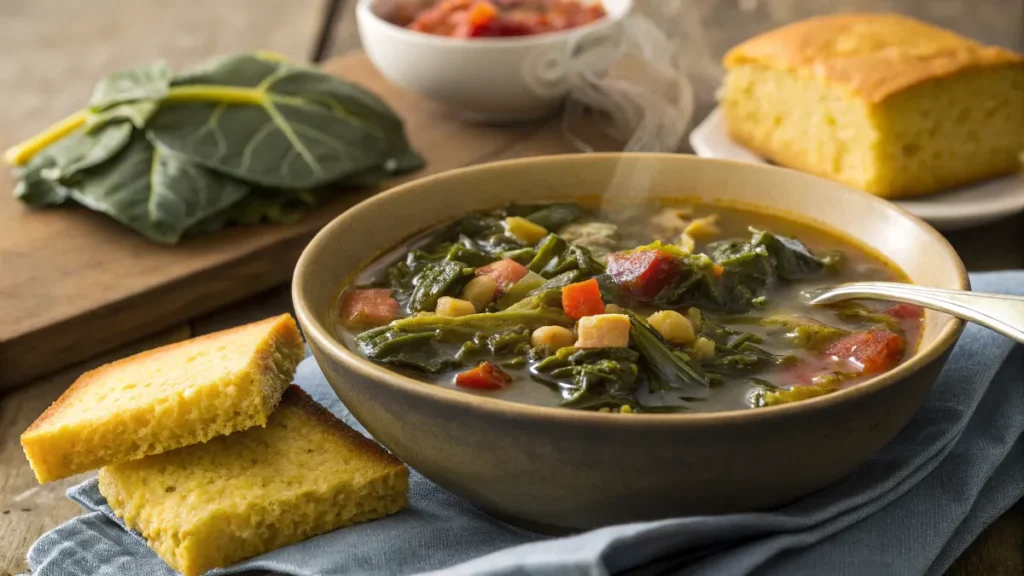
left=2, top=1, right=1023, bottom=574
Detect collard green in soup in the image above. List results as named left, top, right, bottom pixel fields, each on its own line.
left=335, top=202, right=924, bottom=414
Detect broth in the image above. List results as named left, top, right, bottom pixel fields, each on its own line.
left=333, top=201, right=921, bottom=413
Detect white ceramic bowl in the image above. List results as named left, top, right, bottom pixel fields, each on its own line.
left=357, top=0, right=632, bottom=122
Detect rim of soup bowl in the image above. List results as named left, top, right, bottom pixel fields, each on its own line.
left=293, top=153, right=968, bottom=426
left=356, top=0, right=633, bottom=49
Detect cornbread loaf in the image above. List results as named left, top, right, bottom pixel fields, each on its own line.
left=21, top=314, right=305, bottom=483
left=721, top=14, right=1024, bottom=198
left=99, top=386, right=409, bottom=576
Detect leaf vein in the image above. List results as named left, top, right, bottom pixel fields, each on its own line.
left=261, top=99, right=321, bottom=175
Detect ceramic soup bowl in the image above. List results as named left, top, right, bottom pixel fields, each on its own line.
left=293, top=153, right=966, bottom=531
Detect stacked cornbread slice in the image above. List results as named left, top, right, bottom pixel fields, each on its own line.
left=21, top=314, right=409, bottom=576
left=720, top=14, right=1024, bottom=198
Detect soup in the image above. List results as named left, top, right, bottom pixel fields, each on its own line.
left=333, top=202, right=922, bottom=413
left=388, top=0, right=606, bottom=38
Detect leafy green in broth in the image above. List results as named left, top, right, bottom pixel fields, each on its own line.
left=335, top=202, right=922, bottom=413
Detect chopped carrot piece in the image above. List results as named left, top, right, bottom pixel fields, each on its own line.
left=468, top=1, right=497, bottom=26
left=339, top=288, right=399, bottom=328
left=455, top=361, right=511, bottom=390
left=824, top=330, right=906, bottom=375
left=561, top=278, right=605, bottom=320
left=475, top=259, right=529, bottom=294
left=713, top=264, right=725, bottom=277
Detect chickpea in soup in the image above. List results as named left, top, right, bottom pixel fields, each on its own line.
left=334, top=202, right=922, bottom=413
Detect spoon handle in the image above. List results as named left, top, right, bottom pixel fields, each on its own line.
left=806, top=281, right=1024, bottom=345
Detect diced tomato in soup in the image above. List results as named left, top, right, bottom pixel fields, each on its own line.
left=455, top=362, right=512, bottom=389
left=475, top=259, right=529, bottom=294
left=339, top=288, right=399, bottom=328
left=400, top=0, right=606, bottom=38
left=885, top=303, right=924, bottom=320
left=606, top=249, right=680, bottom=300
left=824, top=330, right=906, bottom=375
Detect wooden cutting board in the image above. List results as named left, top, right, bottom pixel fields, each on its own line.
left=0, top=51, right=581, bottom=389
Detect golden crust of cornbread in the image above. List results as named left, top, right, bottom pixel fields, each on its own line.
left=99, top=386, right=410, bottom=576
left=21, top=314, right=305, bottom=483
left=721, top=14, right=1024, bottom=198
left=724, top=13, right=1023, bottom=103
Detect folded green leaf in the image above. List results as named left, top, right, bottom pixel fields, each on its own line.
left=627, top=311, right=710, bottom=398
left=408, top=260, right=468, bottom=313
left=521, top=203, right=587, bottom=231
left=11, top=53, right=425, bottom=245
left=828, top=302, right=904, bottom=334
left=87, top=100, right=159, bottom=131
left=70, top=133, right=249, bottom=244
left=750, top=380, right=841, bottom=407
left=526, top=233, right=605, bottom=280
left=354, top=292, right=569, bottom=373
left=355, top=327, right=463, bottom=374
left=761, top=314, right=849, bottom=350
left=89, top=61, right=172, bottom=109
left=456, top=326, right=532, bottom=362
left=14, top=161, right=72, bottom=206
left=147, top=54, right=419, bottom=189
left=531, top=347, right=640, bottom=409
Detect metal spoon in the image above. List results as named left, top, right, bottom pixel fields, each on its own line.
left=804, top=281, right=1024, bottom=345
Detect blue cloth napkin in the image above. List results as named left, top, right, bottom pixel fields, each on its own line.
left=25, top=271, right=1024, bottom=576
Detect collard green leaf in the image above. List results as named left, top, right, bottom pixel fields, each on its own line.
left=708, top=228, right=831, bottom=282
left=408, top=260, right=467, bottom=313
left=384, top=239, right=494, bottom=314
left=14, top=145, right=73, bottom=206
left=522, top=203, right=587, bottom=231
left=456, top=326, right=532, bottom=362
left=56, top=123, right=134, bottom=179
left=683, top=228, right=835, bottom=312
left=761, top=315, right=849, bottom=350
left=828, top=302, right=904, bottom=334
left=750, top=228, right=826, bottom=280
left=13, top=122, right=134, bottom=204
left=751, top=380, right=841, bottom=407
left=627, top=311, right=711, bottom=398
left=14, top=160, right=72, bottom=206
left=526, top=233, right=605, bottom=279
left=71, top=133, right=248, bottom=244
left=353, top=292, right=569, bottom=374
left=147, top=54, right=421, bottom=189
left=531, top=347, right=641, bottom=409
left=11, top=53, right=426, bottom=244
left=185, top=187, right=315, bottom=236
left=355, top=327, right=462, bottom=374
left=89, top=61, right=172, bottom=109
left=87, top=100, right=159, bottom=131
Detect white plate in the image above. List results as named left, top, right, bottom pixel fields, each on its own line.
left=689, top=107, right=1024, bottom=230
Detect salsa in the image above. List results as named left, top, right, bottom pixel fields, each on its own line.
left=334, top=202, right=923, bottom=413
left=389, top=0, right=607, bottom=38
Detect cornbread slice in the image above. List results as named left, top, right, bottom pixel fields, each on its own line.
left=721, top=14, right=1024, bottom=198
left=21, top=314, right=305, bottom=483
left=98, top=386, right=409, bottom=576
